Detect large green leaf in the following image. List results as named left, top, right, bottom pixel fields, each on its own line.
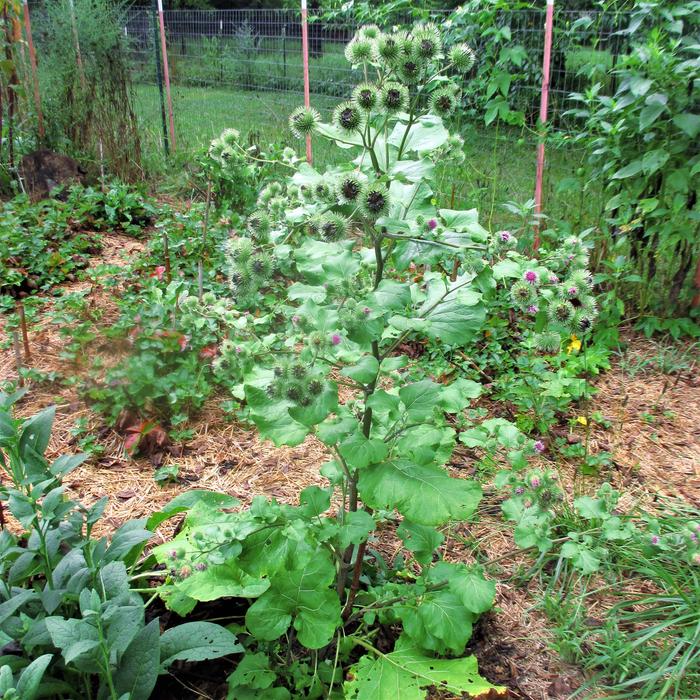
left=673, top=112, right=700, bottom=138
left=402, top=589, right=474, bottom=654
left=339, top=431, right=388, bottom=470
left=344, top=641, right=506, bottom=699
left=113, top=619, right=160, bottom=700
left=159, top=622, right=243, bottom=669
left=245, top=556, right=341, bottom=649
left=397, top=521, right=444, bottom=565
left=176, top=561, right=269, bottom=602
left=428, top=562, right=495, bottom=615
left=398, top=380, right=442, bottom=421
left=388, top=115, right=449, bottom=154
left=245, top=385, right=310, bottom=447
left=15, top=654, right=53, bottom=700
left=438, top=378, right=482, bottom=412
left=358, top=459, right=481, bottom=525
left=341, top=355, right=380, bottom=384
left=390, top=158, right=435, bottom=182
left=288, top=382, right=339, bottom=427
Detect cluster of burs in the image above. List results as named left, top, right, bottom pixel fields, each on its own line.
left=507, top=235, right=598, bottom=353
left=226, top=22, right=477, bottom=304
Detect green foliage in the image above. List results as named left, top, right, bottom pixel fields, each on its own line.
left=141, top=19, right=600, bottom=698
left=196, top=127, right=298, bottom=212
left=500, top=477, right=700, bottom=699
left=38, top=0, right=142, bottom=180
left=568, top=2, right=700, bottom=319
left=0, top=392, right=240, bottom=699
left=0, top=183, right=155, bottom=305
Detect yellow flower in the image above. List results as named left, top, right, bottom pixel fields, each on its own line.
left=576, top=416, right=588, bottom=426
left=567, top=335, right=582, bottom=354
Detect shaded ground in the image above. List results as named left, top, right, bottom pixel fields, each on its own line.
left=1, top=236, right=698, bottom=700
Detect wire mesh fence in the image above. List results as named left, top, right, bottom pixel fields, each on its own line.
left=123, top=6, right=633, bottom=131
left=21, top=3, right=637, bottom=229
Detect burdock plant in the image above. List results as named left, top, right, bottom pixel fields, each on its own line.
left=183, top=20, right=597, bottom=700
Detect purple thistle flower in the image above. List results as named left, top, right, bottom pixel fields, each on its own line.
left=515, top=486, right=525, bottom=495
left=524, top=270, right=538, bottom=284
left=691, top=533, right=698, bottom=542
left=363, top=306, right=371, bottom=315
left=499, top=230, right=511, bottom=242
left=650, top=535, right=660, bottom=546
left=235, top=346, right=242, bottom=354
left=427, top=218, right=438, bottom=230
left=530, top=477, right=540, bottom=488
left=567, top=286, right=578, bottom=296
left=534, top=440, right=545, bottom=453
left=549, top=274, right=559, bottom=284
left=527, top=305, right=539, bottom=315
left=331, top=334, right=342, bottom=346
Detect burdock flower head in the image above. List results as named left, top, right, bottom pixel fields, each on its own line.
left=548, top=299, right=576, bottom=326
left=429, top=87, right=458, bottom=117
left=380, top=82, right=409, bottom=114
left=320, top=213, right=350, bottom=242
left=246, top=210, right=271, bottom=242
left=360, top=182, right=390, bottom=219
left=333, top=101, right=365, bottom=134
left=523, top=269, right=539, bottom=284
left=376, top=33, right=401, bottom=64
left=398, top=56, right=422, bottom=84
left=535, top=331, right=562, bottom=354
left=510, top=280, right=535, bottom=308
left=359, top=24, right=381, bottom=40
left=352, top=82, right=379, bottom=112
left=289, top=106, right=320, bottom=139
left=345, top=35, right=375, bottom=65
left=413, top=23, right=442, bottom=60
left=247, top=253, right=274, bottom=280
left=449, top=43, right=476, bottom=72
left=336, top=174, right=363, bottom=204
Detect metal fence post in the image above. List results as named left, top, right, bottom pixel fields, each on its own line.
left=151, top=0, right=169, bottom=155
left=22, top=0, right=44, bottom=140
left=533, top=0, right=554, bottom=252
left=301, top=0, right=312, bottom=164
left=157, top=0, right=176, bottom=152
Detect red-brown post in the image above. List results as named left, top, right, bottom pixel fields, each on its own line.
left=22, top=0, right=44, bottom=139
left=157, top=0, right=176, bottom=152
left=301, top=0, right=312, bottom=164
left=533, top=0, right=554, bottom=252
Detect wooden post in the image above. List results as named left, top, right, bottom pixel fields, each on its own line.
left=68, top=0, right=86, bottom=89
left=157, top=0, right=176, bottom=152
left=17, top=301, right=30, bottom=361
left=12, top=332, right=24, bottom=387
left=22, top=0, right=44, bottom=140
left=301, top=0, right=312, bottom=164
left=533, top=0, right=554, bottom=252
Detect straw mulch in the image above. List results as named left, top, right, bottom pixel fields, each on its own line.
left=1, top=236, right=699, bottom=700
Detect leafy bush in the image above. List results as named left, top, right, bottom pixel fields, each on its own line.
left=498, top=473, right=700, bottom=698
